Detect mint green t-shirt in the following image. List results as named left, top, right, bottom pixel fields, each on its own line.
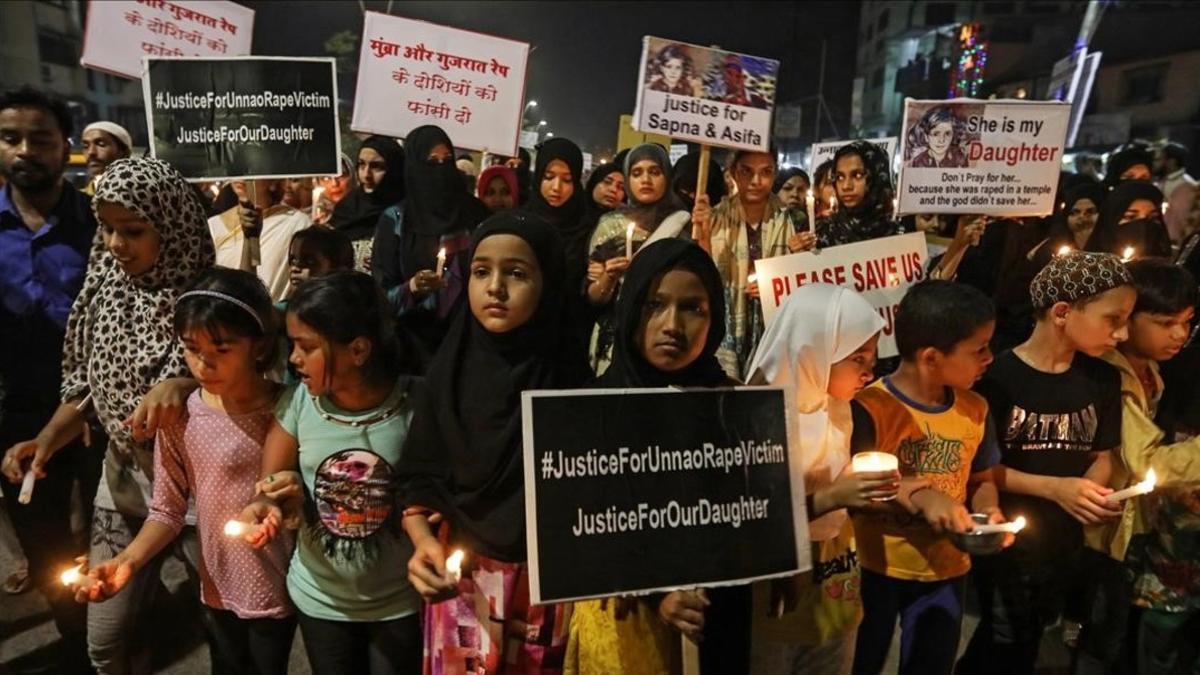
left=276, top=380, right=420, bottom=621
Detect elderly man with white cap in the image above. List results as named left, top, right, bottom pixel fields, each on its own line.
left=80, top=121, right=132, bottom=195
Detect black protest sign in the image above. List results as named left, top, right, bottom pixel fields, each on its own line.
left=523, top=387, right=810, bottom=605
left=143, top=57, right=340, bottom=180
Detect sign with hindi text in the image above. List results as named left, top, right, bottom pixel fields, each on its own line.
left=896, top=98, right=1069, bottom=217
left=809, top=137, right=898, bottom=173
left=633, top=37, right=779, bottom=152
left=524, top=387, right=809, bottom=604
left=143, top=57, right=340, bottom=180
left=351, top=12, right=529, bottom=156
left=81, top=0, right=254, bottom=80
left=755, top=232, right=930, bottom=358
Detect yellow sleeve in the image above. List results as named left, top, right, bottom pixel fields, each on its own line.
left=1119, top=391, right=1200, bottom=487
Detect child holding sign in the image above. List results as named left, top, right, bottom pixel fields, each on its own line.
left=744, top=284, right=902, bottom=674
left=848, top=280, right=1010, bottom=675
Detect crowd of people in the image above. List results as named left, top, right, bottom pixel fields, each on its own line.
left=1, top=79, right=1198, bottom=675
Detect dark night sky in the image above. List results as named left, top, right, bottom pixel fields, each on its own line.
left=240, top=1, right=861, bottom=156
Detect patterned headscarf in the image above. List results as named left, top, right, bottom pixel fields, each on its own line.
left=1029, top=251, right=1132, bottom=310
left=61, top=157, right=215, bottom=516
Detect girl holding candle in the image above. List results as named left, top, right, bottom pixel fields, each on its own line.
left=78, top=268, right=296, bottom=675
left=586, top=144, right=691, bottom=375
left=241, top=271, right=422, bottom=673
left=743, top=284, right=902, bottom=674
left=814, top=142, right=899, bottom=249
left=398, top=213, right=588, bottom=674
left=371, top=125, right=490, bottom=373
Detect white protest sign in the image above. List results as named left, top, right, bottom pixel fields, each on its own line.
left=755, top=233, right=929, bottom=358
left=582, top=152, right=594, bottom=172
left=809, top=138, right=897, bottom=173
left=351, top=12, right=529, bottom=156
left=896, top=98, right=1069, bottom=217
left=669, top=143, right=689, bottom=165
left=633, top=37, right=779, bottom=152
left=519, top=130, right=540, bottom=150
left=81, top=0, right=254, bottom=80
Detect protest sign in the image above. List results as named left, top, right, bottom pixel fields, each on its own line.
left=351, top=12, right=529, bottom=156
left=143, top=57, right=340, bottom=180
left=809, top=137, right=898, bottom=173
left=582, top=152, right=594, bottom=172
left=755, top=232, right=929, bottom=358
left=633, top=37, right=779, bottom=152
left=617, top=114, right=670, bottom=152
left=896, top=98, right=1069, bottom=217
left=524, top=387, right=809, bottom=605
left=519, top=130, right=539, bottom=150
left=669, top=143, right=689, bottom=165
left=81, top=0, right=253, bottom=80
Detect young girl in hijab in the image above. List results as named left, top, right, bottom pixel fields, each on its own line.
left=371, top=125, right=489, bottom=370
left=329, top=136, right=405, bottom=271
left=586, top=144, right=691, bottom=374
left=744, top=284, right=899, bottom=675
left=398, top=212, right=587, bottom=674
left=478, top=165, right=518, bottom=214
left=1, top=157, right=215, bottom=672
left=81, top=268, right=296, bottom=675
left=567, top=239, right=746, bottom=675
left=816, top=141, right=899, bottom=248
left=245, top=271, right=421, bottom=674
left=582, top=162, right=625, bottom=231
left=1091, top=180, right=1172, bottom=258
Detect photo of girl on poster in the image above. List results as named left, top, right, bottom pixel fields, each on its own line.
left=905, top=104, right=976, bottom=168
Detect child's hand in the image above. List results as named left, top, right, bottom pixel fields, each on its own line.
left=79, top=554, right=135, bottom=603
left=658, top=589, right=709, bottom=641
left=976, top=506, right=1017, bottom=550
left=255, top=472, right=304, bottom=529
left=125, top=378, right=198, bottom=441
left=238, top=500, right=283, bottom=548
left=826, top=469, right=901, bottom=509
left=2, top=439, right=50, bottom=482
left=1051, top=477, right=1122, bottom=524
left=913, top=489, right=973, bottom=534
left=406, top=534, right=458, bottom=603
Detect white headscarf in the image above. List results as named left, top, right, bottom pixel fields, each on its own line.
left=746, top=284, right=884, bottom=540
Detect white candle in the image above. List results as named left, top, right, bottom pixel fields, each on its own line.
left=1108, top=468, right=1156, bottom=502
left=435, top=247, right=447, bottom=278
left=17, top=470, right=35, bottom=505
left=1121, top=246, right=1136, bottom=262
left=805, top=189, right=816, bottom=232
left=311, top=186, right=325, bottom=219
left=852, top=451, right=898, bottom=474
left=892, top=197, right=899, bottom=220
left=970, top=515, right=1027, bottom=535
left=223, top=519, right=262, bottom=538
left=626, top=223, right=636, bottom=259
left=446, top=549, right=465, bottom=584
left=1162, top=201, right=1169, bottom=215
left=828, top=195, right=837, bottom=213
left=60, top=563, right=97, bottom=590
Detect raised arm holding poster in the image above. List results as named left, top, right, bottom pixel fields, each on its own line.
left=523, top=387, right=809, bottom=605
left=142, top=57, right=341, bottom=180
left=896, top=98, right=1069, bottom=217
left=351, top=11, right=529, bottom=156
left=633, top=37, right=779, bottom=153
left=754, top=232, right=929, bottom=358
left=81, top=0, right=254, bottom=80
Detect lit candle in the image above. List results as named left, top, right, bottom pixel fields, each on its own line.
left=311, top=185, right=325, bottom=219
left=1056, top=245, right=1073, bottom=257
left=829, top=195, right=837, bottom=213
left=805, top=189, right=816, bottom=232
left=1121, top=246, right=1136, bottom=262
left=446, top=549, right=465, bottom=584
left=60, top=563, right=97, bottom=590
left=892, top=197, right=899, bottom=220
left=970, top=515, right=1027, bottom=535
left=887, top=272, right=900, bottom=287
left=1162, top=201, right=1169, bottom=216
left=747, top=273, right=757, bottom=285
left=852, top=452, right=898, bottom=473
left=1108, top=468, right=1157, bottom=502
left=435, top=247, right=447, bottom=278
left=223, top=519, right=262, bottom=538
left=17, top=470, right=35, bottom=505
left=626, top=223, right=636, bottom=259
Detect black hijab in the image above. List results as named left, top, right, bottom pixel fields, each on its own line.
left=515, top=147, right=533, bottom=205
left=622, top=143, right=687, bottom=232
left=773, top=167, right=810, bottom=195
left=1104, top=146, right=1154, bottom=189
left=398, top=212, right=587, bottom=562
left=401, top=125, right=489, bottom=273
left=817, top=140, right=898, bottom=247
left=599, top=239, right=728, bottom=388
left=581, top=162, right=622, bottom=232
left=329, top=135, right=405, bottom=240
left=1093, top=180, right=1171, bottom=257
left=671, top=151, right=727, bottom=210
left=1040, top=182, right=1107, bottom=256
left=528, top=137, right=588, bottom=270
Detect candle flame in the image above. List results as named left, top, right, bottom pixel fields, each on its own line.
left=60, top=564, right=84, bottom=586
left=1121, top=246, right=1136, bottom=262
left=446, top=549, right=465, bottom=575
left=1057, top=245, right=1072, bottom=257
left=747, top=273, right=757, bottom=284
left=1011, top=516, right=1027, bottom=532
left=437, top=247, right=447, bottom=260
left=223, top=520, right=246, bottom=537
left=1143, top=468, right=1157, bottom=489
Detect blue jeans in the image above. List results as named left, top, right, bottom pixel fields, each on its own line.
left=852, top=569, right=966, bottom=675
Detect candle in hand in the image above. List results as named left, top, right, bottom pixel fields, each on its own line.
left=435, top=247, right=447, bottom=278
left=626, top=223, right=636, bottom=259
left=17, top=470, right=35, bottom=505
left=446, top=549, right=465, bottom=584
left=970, top=515, right=1027, bottom=535
left=1056, top=245, right=1073, bottom=257
left=223, top=519, right=262, bottom=538
left=852, top=452, right=899, bottom=501
left=1121, top=246, right=1136, bottom=262
left=805, top=189, right=816, bottom=232
left=60, top=563, right=97, bottom=590
left=1108, top=469, right=1157, bottom=502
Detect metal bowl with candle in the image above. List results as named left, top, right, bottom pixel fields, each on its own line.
left=948, top=514, right=1010, bottom=556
